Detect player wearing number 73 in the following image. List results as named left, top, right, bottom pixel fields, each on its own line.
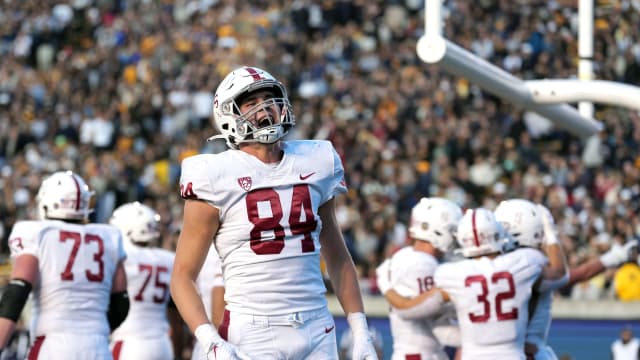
left=170, top=66, right=378, bottom=360
left=0, top=171, right=129, bottom=359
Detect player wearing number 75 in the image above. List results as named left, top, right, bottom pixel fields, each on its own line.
left=170, top=66, right=377, bottom=360
left=0, top=171, right=129, bottom=359
left=108, top=202, right=184, bottom=360
left=387, top=208, right=546, bottom=360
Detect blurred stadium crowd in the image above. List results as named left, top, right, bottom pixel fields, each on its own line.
left=1, top=0, right=640, bottom=301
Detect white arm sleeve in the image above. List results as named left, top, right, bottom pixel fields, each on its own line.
left=395, top=291, right=445, bottom=320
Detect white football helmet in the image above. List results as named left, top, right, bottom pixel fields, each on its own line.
left=494, top=199, right=544, bottom=248
left=456, top=208, right=505, bottom=258
left=409, top=197, right=463, bottom=252
left=109, top=202, right=161, bottom=245
left=36, top=171, right=94, bottom=221
left=208, top=66, right=295, bottom=149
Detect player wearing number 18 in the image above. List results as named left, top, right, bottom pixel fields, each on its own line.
left=0, top=171, right=129, bottom=359
left=375, top=197, right=463, bottom=360
left=170, top=66, right=378, bottom=360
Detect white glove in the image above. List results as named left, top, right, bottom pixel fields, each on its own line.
left=195, top=324, right=252, bottom=360
left=347, top=312, right=379, bottom=360
left=375, top=260, right=391, bottom=294
left=600, top=240, right=639, bottom=268
left=537, top=204, right=559, bottom=245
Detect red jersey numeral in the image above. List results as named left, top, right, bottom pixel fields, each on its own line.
left=417, top=276, right=435, bottom=294
left=134, top=264, right=169, bottom=303
left=246, top=185, right=318, bottom=255
left=465, top=271, right=518, bottom=323
left=59, top=231, right=105, bottom=282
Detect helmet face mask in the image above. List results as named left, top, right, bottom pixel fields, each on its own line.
left=209, top=66, right=295, bottom=149
left=409, top=197, right=463, bottom=253
left=37, top=171, right=94, bottom=221
left=494, top=199, right=544, bottom=248
left=456, top=208, right=505, bottom=258
left=109, top=202, right=161, bottom=246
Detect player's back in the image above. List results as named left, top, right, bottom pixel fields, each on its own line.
left=9, top=220, right=125, bottom=336
left=434, top=250, right=545, bottom=360
left=112, top=244, right=174, bottom=338
left=387, top=246, right=448, bottom=358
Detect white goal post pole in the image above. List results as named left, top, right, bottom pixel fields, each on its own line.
left=525, top=80, right=640, bottom=111
left=578, top=0, right=595, bottom=118
left=416, top=36, right=603, bottom=138
left=425, top=0, right=442, bottom=38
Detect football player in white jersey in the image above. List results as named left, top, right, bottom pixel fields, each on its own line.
left=170, top=66, right=377, bottom=360
left=109, top=202, right=181, bottom=360
left=496, top=200, right=638, bottom=360
left=375, top=197, right=463, bottom=360
left=191, top=245, right=225, bottom=360
left=388, top=208, right=546, bottom=360
left=494, top=199, right=567, bottom=360
left=0, top=171, right=129, bottom=359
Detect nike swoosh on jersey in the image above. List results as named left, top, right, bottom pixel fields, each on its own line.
left=324, top=325, right=335, bottom=333
left=299, top=172, right=316, bottom=180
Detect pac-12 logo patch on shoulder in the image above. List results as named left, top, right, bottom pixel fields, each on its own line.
left=237, top=176, right=252, bottom=192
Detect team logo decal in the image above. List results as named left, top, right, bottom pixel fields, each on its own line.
left=237, top=176, right=252, bottom=192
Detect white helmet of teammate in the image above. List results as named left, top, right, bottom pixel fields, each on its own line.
left=36, top=171, right=94, bottom=221
left=109, top=202, right=161, bottom=245
left=494, top=198, right=544, bottom=248
left=456, top=208, right=505, bottom=258
left=409, top=197, right=463, bottom=252
left=208, top=66, right=295, bottom=149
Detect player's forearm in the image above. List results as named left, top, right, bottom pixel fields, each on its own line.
left=567, top=258, right=605, bottom=286
left=393, top=289, right=446, bottom=318
left=384, top=289, right=425, bottom=309
left=170, top=269, right=211, bottom=333
left=327, top=256, right=365, bottom=314
left=542, top=243, right=568, bottom=280
left=318, top=199, right=364, bottom=314
left=0, top=318, right=16, bottom=349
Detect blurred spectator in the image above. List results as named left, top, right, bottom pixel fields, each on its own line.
left=611, top=326, right=640, bottom=360
left=0, top=1, right=639, bottom=303
left=613, top=243, right=640, bottom=301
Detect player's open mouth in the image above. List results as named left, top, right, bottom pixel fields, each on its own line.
left=258, top=117, right=272, bottom=128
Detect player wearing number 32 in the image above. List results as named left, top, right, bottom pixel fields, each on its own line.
left=390, top=208, right=546, bottom=360
left=0, top=171, right=129, bottom=359
left=109, top=202, right=180, bottom=360
left=170, top=66, right=378, bottom=360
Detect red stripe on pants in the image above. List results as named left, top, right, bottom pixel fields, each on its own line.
left=27, top=336, right=46, bottom=360
left=218, top=309, right=230, bottom=340
left=112, top=340, right=124, bottom=360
